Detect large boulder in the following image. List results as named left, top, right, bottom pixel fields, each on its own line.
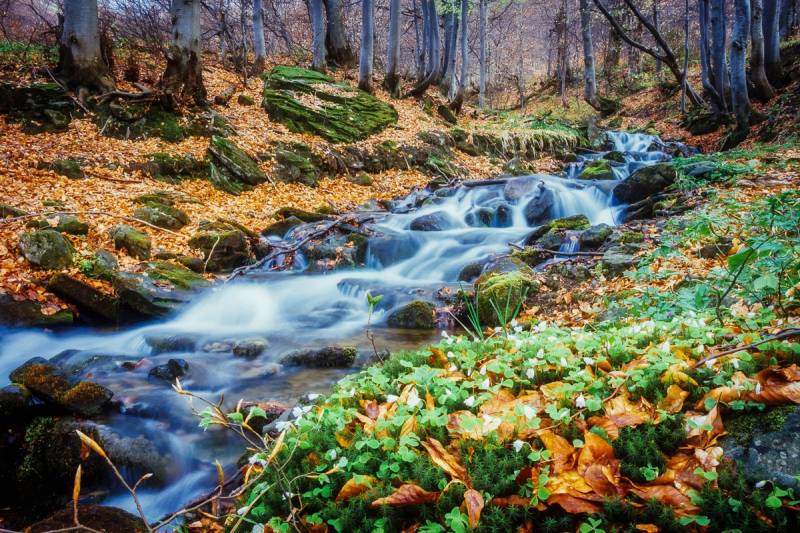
left=261, top=66, right=398, bottom=143
left=601, top=246, right=637, bottom=276
left=28, top=214, right=89, bottom=235
left=474, top=270, right=538, bottom=326
left=188, top=222, right=253, bottom=272
left=523, top=183, right=555, bottom=225
left=111, top=224, right=151, bottom=259
left=133, top=203, right=190, bottom=230
left=579, top=159, right=616, bottom=180
left=386, top=300, right=435, bottom=329
left=18, top=230, right=74, bottom=269
left=113, top=271, right=195, bottom=319
left=208, top=135, right=268, bottom=186
left=281, top=346, right=358, bottom=368
left=409, top=211, right=456, bottom=231
left=262, top=215, right=304, bottom=238
left=27, top=505, right=147, bottom=533
left=48, top=273, right=119, bottom=322
left=274, top=142, right=325, bottom=186
left=613, top=163, right=677, bottom=203
left=0, top=294, right=73, bottom=327
left=233, top=337, right=269, bottom=358
left=579, top=224, right=612, bottom=249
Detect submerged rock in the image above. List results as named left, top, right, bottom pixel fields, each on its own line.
left=262, top=215, right=304, bottom=237
left=386, top=300, right=435, bottom=329
left=233, top=337, right=269, bottom=358
left=145, top=334, right=197, bottom=354
left=281, top=346, right=358, bottom=368
left=148, top=358, right=189, bottom=381
left=613, top=163, right=677, bottom=203
left=19, top=229, right=74, bottom=269
left=522, top=183, right=555, bottom=225
left=0, top=293, right=73, bottom=327
left=113, top=271, right=194, bottom=319
left=410, top=211, right=456, bottom=231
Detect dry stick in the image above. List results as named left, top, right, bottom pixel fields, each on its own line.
left=0, top=210, right=183, bottom=237
left=203, top=234, right=223, bottom=274
left=508, top=243, right=605, bottom=257
left=692, top=328, right=800, bottom=369
left=151, top=470, right=243, bottom=530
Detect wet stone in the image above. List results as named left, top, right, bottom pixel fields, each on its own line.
left=148, top=358, right=189, bottom=381
left=232, top=337, right=269, bottom=358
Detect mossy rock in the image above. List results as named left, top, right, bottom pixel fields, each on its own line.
left=28, top=214, right=88, bottom=235
left=579, top=159, right=615, bottom=180
left=18, top=230, right=74, bottom=269
left=579, top=224, right=612, bottom=248
left=48, top=273, right=119, bottom=322
left=386, top=300, right=436, bottom=329
left=113, top=271, right=195, bottom=319
left=97, top=102, right=187, bottom=142
left=143, top=153, right=209, bottom=182
left=237, top=94, right=255, bottom=106
left=280, top=346, right=358, bottom=368
left=9, top=361, right=113, bottom=417
left=262, top=216, right=304, bottom=237
left=475, top=270, right=538, bottom=326
left=188, top=222, right=253, bottom=272
left=1, top=203, right=28, bottom=218
left=274, top=142, right=324, bottom=186
left=617, top=231, right=645, bottom=244
left=261, top=65, right=398, bottom=143
left=437, top=104, right=458, bottom=125
left=111, top=224, right=151, bottom=259
left=208, top=135, right=268, bottom=185
left=0, top=82, right=75, bottom=134
left=346, top=172, right=373, bottom=186
left=142, top=261, right=210, bottom=290
left=550, top=214, right=590, bottom=231
left=48, top=159, right=84, bottom=179
left=273, top=207, right=329, bottom=222
left=133, top=203, right=190, bottom=230
left=78, top=250, right=118, bottom=280
left=0, top=293, right=73, bottom=327
left=605, top=150, right=626, bottom=163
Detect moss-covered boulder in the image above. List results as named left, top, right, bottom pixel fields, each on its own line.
left=78, top=249, right=118, bottom=280
left=142, top=153, right=209, bottom=183
left=142, top=260, right=210, bottom=290
left=1, top=203, right=27, bottom=218
left=208, top=135, right=267, bottom=187
left=613, top=163, right=677, bottom=203
left=261, top=65, right=398, bottom=143
left=48, top=159, right=85, bottom=179
left=111, top=224, right=151, bottom=259
left=28, top=214, right=89, bottom=235
left=579, top=159, right=616, bottom=180
left=262, top=216, right=304, bottom=237
left=273, top=207, right=330, bottom=222
left=0, top=82, right=75, bottom=134
left=437, top=104, right=458, bottom=124
left=48, top=273, right=119, bottom=323
left=475, top=270, right=538, bottom=326
left=237, top=94, right=255, bottom=106
left=113, top=271, right=195, bottom=319
left=602, top=246, right=637, bottom=276
left=579, top=223, right=612, bottom=249
left=281, top=346, right=358, bottom=368
left=188, top=222, right=253, bottom=272
left=386, top=300, right=435, bottom=329
left=18, top=230, right=74, bottom=269
left=347, top=171, right=373, bottom=186
left=9, top=361, right=113, bottom=417
left=27, top=505, right=147, bottom=533
left=133, top=203, right=190, bottom=230
left=274, top=142, right=324, bottom=186
left=0, top=294, right=73, bottom=327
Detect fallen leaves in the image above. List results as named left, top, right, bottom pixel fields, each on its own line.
left=420, top=438, right=468, bottom=482
left=370, top=484, right=440, bottom=508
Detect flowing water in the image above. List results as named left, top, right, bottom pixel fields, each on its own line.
left=0, top=131, right=672, bottom=522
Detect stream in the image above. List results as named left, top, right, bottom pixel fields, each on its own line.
left=0, top=131, right=674, bottom=522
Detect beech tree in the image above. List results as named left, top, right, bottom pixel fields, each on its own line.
left=384, top=0, right=402, bottom=95
left=162, top=0, right=206, bottom=107
left=731, top=0, right=752, bottom=132
left=408, top=0, right=442, bottom=96
left=450, top=0, right=469, bottom=111
left=750, top=0, right=776, bottom=100
left=441, top=6, right=459, bottom=95
left=764, top=0, right=783, bottom=85
left=310, top=0, right=327, bottom=71
left=323, top=0, right=354, bottom=66
left=253, top=0, right=267, bottom=72
left=359, top=0, right=376, bottom=92
left=710, top=0, right=729, bottom=111
left=59, top=0, right=114, bottom=94
left=579, top=0, right=600, bottom=109
left=478, top=0, right=488, bottom=108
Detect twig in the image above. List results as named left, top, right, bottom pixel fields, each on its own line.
left=522, top=246, right=604, bottom=257
left=0, top=210, right=183, bottom=237
left=43, top=66, right=90, bottom=114
left=203, top=235, right=222, bottom=274
left=692, top=328, right=800, bottom=369
left=151, top=470, right=243, bottom=530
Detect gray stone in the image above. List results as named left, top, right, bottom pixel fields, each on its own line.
left=602, top=246, right=637, bottom=276
left=232, top=337, right=268, bottom=358
left=19, top=229, right=74, bottom=269
left=613, top=163, right=677, bottom=203
left=145, top=334, right=197, bottom=354
left=522, top=182, right=555, bottom=225
left=281, top=346, right=357, bottom=368
left=386, top=300, right=435, bottom=329
left=579, top=224, right=612, bottom=249
left=148, top=358, right=189, bottom=381
left=111, top=224, right=151, bottom=259
left=409, top=211, right=455, bottom=231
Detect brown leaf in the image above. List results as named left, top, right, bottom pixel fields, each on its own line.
left=464, top=489, right=484, bottom=529
left=336, top=475, right=378, bottom=501
left=400, top=414, right=417, bottom=438
left=577, top=431, right=614, bottom=475
left=490, top=495, right=531, bottom=507
left=605, top=393, right=648, bottom=427
left=546, top=493, right=601, bottom=514
left=629, top=485, right=696, bottom=510
left=584, top=463, right=621, bottom=497
left=370, top=484, right=440, bottom=508
left=658, top=384, right=689, bottom=414
left=421, top=438, right=468, bottom=481
left=587, top=415, right=619, bottom=439
left=538, top=430, right=575, bottom=474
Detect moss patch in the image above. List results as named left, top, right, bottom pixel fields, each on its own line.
left=475, top=270, right=538, bottom=326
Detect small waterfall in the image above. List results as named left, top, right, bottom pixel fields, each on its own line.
left=0, top=130, right=678, bottom=520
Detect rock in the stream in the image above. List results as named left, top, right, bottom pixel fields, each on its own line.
left=580, top=159, right=616, bottom=180
left=613, top=163, right=677, bottom=203
left=503, top=176, right=538, bottom=201
left=579, top=224, right=612, bottom=249
left=148, top=358, right=189, bottom=381
left=189, top=222, right=253, bottom=272
left=113, top=271, right=193, bottom=319
left=262, top=215, right=304, bottom=237
left=48, top=273, right=120, bottom=323
left=27, top=504, right=147, bottom=533
left=474, top=270, right=538, bottom=326
left=457, top=261, right=485, bottom=282
left=145, top=334, right=197, bottom=354
left=523, top=183, right=555, bottom=225
left=386, top=300, right=435, bottom=329
left=18, top=229, right=75, bottom=269
left=111, top=224, right=152, bottom=259
left=0, top=293, right=73, bottom=327
left=410, top=211, right=456, bottom=231
left=233, top=337, right=269, bottom=358
left=28, top=214, right=89, bottom=235
left=281, top=346, right=358, bottom=368
left=602, top=246, right=637, bottom=276
left=0, top=384, right=31, bottom=419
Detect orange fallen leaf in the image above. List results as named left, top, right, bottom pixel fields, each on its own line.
left=546, top=493, right=601, bottom=514
left=463, top=489, right=484, bottom=529
left=538, top=429, right=575, bottom=474
left=336, top=475, right=378, bottom=501
left=420, top=438, right=468, bottom=481
left=370, top=484, right=439, bottom=508
left=658, top=384, right=689, bottom=414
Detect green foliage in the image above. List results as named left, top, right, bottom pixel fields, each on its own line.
left=612, top=416, right=685, bottom=483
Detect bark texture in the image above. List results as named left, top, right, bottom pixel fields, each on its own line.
left=323, top=0, right=354, bottom=65
left=359, top=0, right=376, bottom=92
left=162, top=0, right=206, bottom=107
left=59, top=0, right=114, bottom=93
left=731, top=0, right=752, bottom=131
left=384, top=0, right=402, bottom=95
left=310, top=0, right=327, bottom=71
left=750, top=0, right=776, bottom=100
left=253, top=0, right=267, bottom=72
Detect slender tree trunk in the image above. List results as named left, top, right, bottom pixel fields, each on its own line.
left=681, top=0, right=690, bottom=112
left=478, top=0, right=488, bottom=109
left=751, top=0, right=776, bottom=100
left=162, top=0, right=206, bottom=107
left=414, top=0, right=425, bottom=80
left=59, top=0, right=114, bottom=93
left=654, top=2, right=662, bottom=80
left=441, top=9, right=457, bottom=91
left=253, top=0, right=267, bottom=72
left=764, top=0, right=783, bottom=85
left=384, top=0, right=402, bottom=95
left=731, top=0, right=752, bottom=131
left=450, top=0, right=469, bottom=111
left=579, top=0, right=600, bottom=108
left=323, top=0, right=354, bottom=65
left=710, top=0, right=729, bottom=111
left=557, top=0, right=568, bottom=106
left=309, top=0, right=327, bottom=71
left=240, top=0, right=248, bottom=83
left=409, top=0, right=442, bottom=96
left=359, top=0, right=375, bottom=92
left=699, top=0, right=722, bottom=110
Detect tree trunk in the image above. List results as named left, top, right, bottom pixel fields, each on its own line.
left=750, top=0, right=776, bottom=100
left=478, top=0, right=488, bottom=109
left=579, top=0, right=600, bottom=108
left=681, top=0, right=690, bottom=112
left=384, top=0, right=402, bottom=95
left=414, top=0, right=426, bottom=80
left=310, top=0, right=327, bottom=71
left=699, top=0, right=723, bottom=110
left=731, top=0, right=752, bottom=132
left=441, top=8, right=457, bottom=92
left=450, top=0, right=469, bottom=112
left=162, top=0, right=206, bottom=107
left=59, top=0, right=114, bottom=93
left=253, top=0, right=267, bottom=72
left=764, top=0, right=783, bottom=85
left=358, top=0, right=375, bottom=92
left=654, top=3, right=662, bottom=80
left=603, top=1, right=622, bottom=75
left=710, top=0, right=729, bottom=111
left=323, top=0, right=354, bottom=66
left=408, top=0, right=442, bottom=96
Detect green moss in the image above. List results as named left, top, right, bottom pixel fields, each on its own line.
left=580, top=159, right=615, bottom=180
left=386, top=300, right=435, bottom=329
left=49, top=159, right=84, bottom=179
left=145, top=153, right=209, bottom=182
left=143, top=261, right=210, bottom=290
left=133, top=203, right=190, bottom=230
left=208, top=135, right=268, bottom=186
left=274, top=142, right=323, bottom=186
left=111, top=224, right=151, bottom=259
left=726, top=405, right=796, bottom=447
left=261, top=65, right=398, bottom=143
left=618, top=231, right=645, bottom=244
left=18, top=229, right=75, bottom=269
left=59, top=381, right=112, bottom=417
left=28, top=214, right=89, bottom=235
left=612, top=417, right=686, bottom=483
left=475, top=270, right=538, bottom=326
left=237, top=94, right=255, bottom=106
left=549, top=215, right=590, bottom=231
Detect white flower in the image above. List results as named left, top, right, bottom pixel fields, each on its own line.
left=560, top=357, right=568, bottom=367
left=447, top=351, right=455, bottom=359
left=522, top=405, right=537, bottom=419
left=480, top=365, right=487, bottom=375
left=755, top=382, right=763, bottom=395
left=731, top=358, right=740, bottom=369
left=386, top=394, right=399, bottom=403
left=513, top=439, right=525, bottom=453
left=252, top=525, right=265, bottom=533
left=442, top=388, right=452, bottom=399
left=307, top=393, right=321, bottom=401
left=480, top=378, right=491, bottom=389
left=345, top=388, right=356, bottom=397
left=328, top=449, right=338, bottom=460
left=442, top=330, right=450, bottom=339
left=274, top=420, right=293, bottom=431
left=575, top=394, right=586, bottom=408
left=494, top=326, right=503, bottom=333
left=705, top=359, right=714, bottom=368
left=407, top=387, right=421, bottom=408
left=292, top=405, right=312, bottom=418
left=248, top=455, right=267, bottom=466
left=583, top=357, right=595, bottom=366
left=526, top=367, right=536, bottom=380
left=534, top=321, right=548, bottom=332
left=464, top=395, right=476, bottom=407
left=449, top=364, right=458, bottom=371
left=660, top=340, right=671, bottom=353
left=510, top=319, right=519, bottom=328
left=536, top=349, right=545, bottom=358
left=466, top=369, right=473, bottom=377
left=755, top=480, right=767, bottom=489
left=514, top=325, right=523, bottom=333
left=697, top=344, right=706, bottom=353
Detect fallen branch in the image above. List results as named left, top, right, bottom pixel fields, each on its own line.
left=510, top=244, right=604, bottom=257
left=692, top=328, right=800, bottom=369
left=0, top=210, right=183, bottom=237
left=462, top=178, right=511, bottom=187
left=151, top=469, right=243, bottom=530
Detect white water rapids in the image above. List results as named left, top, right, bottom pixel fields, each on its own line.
left=0, top=131, right=671, bottom=521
